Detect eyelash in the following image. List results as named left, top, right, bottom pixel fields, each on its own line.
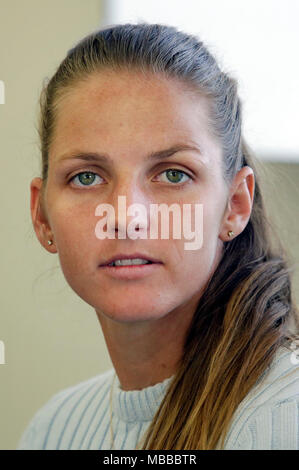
left=69, top=168, right=192, bottom=188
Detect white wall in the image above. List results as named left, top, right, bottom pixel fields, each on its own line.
left=105, top=0, right=299, bottom=162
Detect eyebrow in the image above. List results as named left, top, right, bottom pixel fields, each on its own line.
left=56, top=144, right=204, bottom=167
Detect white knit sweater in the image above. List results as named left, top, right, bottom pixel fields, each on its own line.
left=17, top=346, right=299, bottom=450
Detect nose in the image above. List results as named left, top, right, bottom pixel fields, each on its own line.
left=109, top=178, right=151, bottom=239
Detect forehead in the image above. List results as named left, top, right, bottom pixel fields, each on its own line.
left=50, top=70, right=220, bottom=165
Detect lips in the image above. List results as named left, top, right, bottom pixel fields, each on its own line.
left=100, top=253, right=162, bottom=267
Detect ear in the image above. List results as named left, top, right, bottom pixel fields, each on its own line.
left=30, top=177, right=56, bottom=252
left=219, top=166, right=255, bottom=242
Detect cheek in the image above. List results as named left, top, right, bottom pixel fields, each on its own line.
left=50, top=204, right=99, bottom=270
left=172, top=197, right=224, bottom=284
left=52, top=198, right=96, bottom=237
left=185, top=243, right=217, bottom=282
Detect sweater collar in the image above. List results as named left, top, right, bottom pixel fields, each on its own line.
left=112, top=373, right=174, bottom=423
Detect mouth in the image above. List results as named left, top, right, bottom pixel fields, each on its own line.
left=104, top=260, right=155, bottom=267
left=100, top=254, right=162, bottom=267
left=99, top=257, right=163, bottom=280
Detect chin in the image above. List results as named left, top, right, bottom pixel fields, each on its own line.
left=96, top=302, right=171, bottom=324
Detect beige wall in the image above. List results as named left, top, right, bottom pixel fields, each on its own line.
left=258, top=161, right=299, bottom=310
left=0, top=1, right=298, bottom=450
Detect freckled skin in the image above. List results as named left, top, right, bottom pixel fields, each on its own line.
left=31, top=70, right=254, bottom=389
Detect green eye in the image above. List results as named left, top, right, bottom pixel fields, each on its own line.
left=162, top=169, right=190, bottom=184
left=70, top=169, right=191, bottom=188
left=72, top=172, right=102, bottom=187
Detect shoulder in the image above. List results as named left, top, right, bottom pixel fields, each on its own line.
left=224, top=345, right=299, bottom=449
left=17, top=368, right=115, bottom=450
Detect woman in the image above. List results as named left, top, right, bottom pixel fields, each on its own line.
left=18, top=23, right=299, bottom=450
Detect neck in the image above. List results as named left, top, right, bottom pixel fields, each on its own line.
left=95, top=302, right=197, bottom=391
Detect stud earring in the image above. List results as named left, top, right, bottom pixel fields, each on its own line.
left=227, top=231, right=234, bottom=238
left=47, top=240, right=53, bottom=245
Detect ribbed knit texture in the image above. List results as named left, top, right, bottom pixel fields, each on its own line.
left=17, top=346, right=299, bottom=450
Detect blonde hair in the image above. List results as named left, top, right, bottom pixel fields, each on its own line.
left=38, top=23, right=299, bottom=449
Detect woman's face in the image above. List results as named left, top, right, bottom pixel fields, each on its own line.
left=38, top=70, right=230, bottom=323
